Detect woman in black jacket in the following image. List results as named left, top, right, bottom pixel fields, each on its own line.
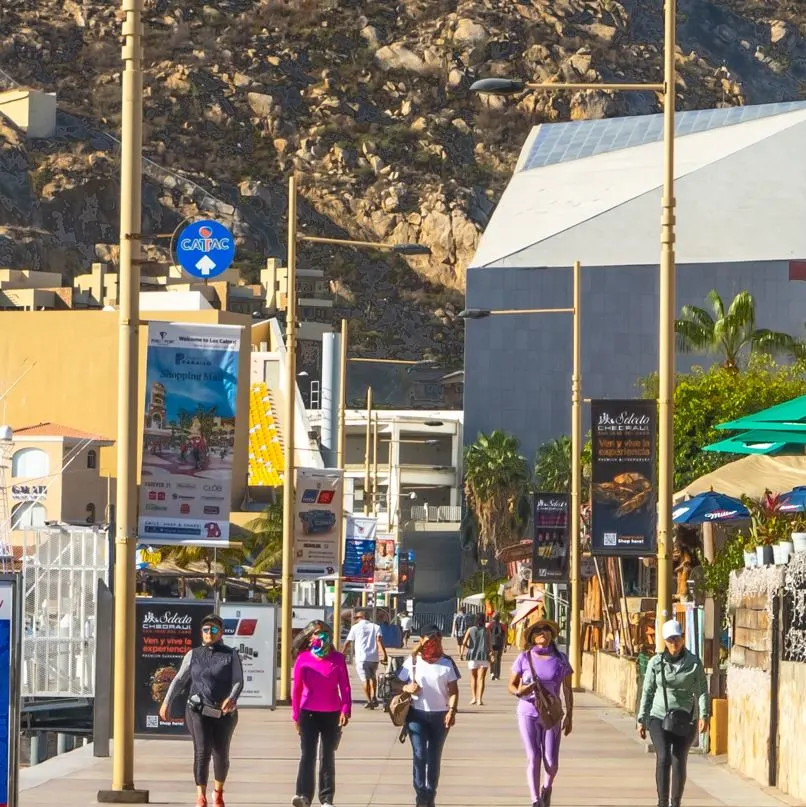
left=160, top=613, right=243, bottom=807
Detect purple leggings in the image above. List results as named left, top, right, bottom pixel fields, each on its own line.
left=517, top=712, right=561, bottom=802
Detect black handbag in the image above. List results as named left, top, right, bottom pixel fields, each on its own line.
left=659, top=657, right=694, bottom=736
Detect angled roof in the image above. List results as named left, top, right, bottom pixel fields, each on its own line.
left=14, top=422, right=112, bottom=443
left=472, top=101, right=806, bottom=270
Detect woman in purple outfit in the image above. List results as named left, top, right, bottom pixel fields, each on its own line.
left=508, top=620, right=574, bottom=807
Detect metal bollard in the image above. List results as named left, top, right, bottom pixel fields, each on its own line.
left=57, top=733, right=70, bottom=755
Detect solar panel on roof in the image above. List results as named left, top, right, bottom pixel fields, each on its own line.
left=520, top=100, right=806, bottom=171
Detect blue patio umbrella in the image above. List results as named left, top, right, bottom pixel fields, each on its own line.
left=672, top=491, right=750, bottom=524
left=778, top=486, right=806, bottom=513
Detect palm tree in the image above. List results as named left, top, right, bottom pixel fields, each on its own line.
left=241, top=503, right=283, bottom=573
left=534, top=436, right=572, bottom=493
left=675, top=289, right=802, bottom=372
left=463, top=430, right=531, bottom=555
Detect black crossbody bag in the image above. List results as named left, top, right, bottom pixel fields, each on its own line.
left=660, top=657, right=694, bottom=737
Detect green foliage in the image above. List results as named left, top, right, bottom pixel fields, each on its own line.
left=699, top=533, right=745, bottom=613
left=675, top=289, right=802, bottom=371
left=639, top=356, right=806, bottom=489
left=464, top=430, right=531, bottom=554
left=533, top=435, right=592, bottom=501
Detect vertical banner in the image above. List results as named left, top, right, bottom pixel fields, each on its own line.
left=342, top=516, right=377, bottom=583
left=398, top=551, right=410, bottom=594
left=294, top=468, right=344, bottom=578
left=134, top=599, right=213, bottom=737
left=139, top=322, right=242, bottom=546
left=591, top=399, right=657, bottom=556
left=0, top=576, right=20, bottom=807
left=531, top=493, right=569, bottom=582
left=374, top=536, right=397, bottom=587
left=220, top=604, right=277, bottom=708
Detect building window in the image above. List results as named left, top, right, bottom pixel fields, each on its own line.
left=11, top=501, right=47, bottom=530
left=87, top=449, right=97, bottom=470
left=86, top=503, right=96, bottom=524
left=11, top=447, right=49, bottom=479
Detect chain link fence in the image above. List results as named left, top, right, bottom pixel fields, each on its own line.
left=21, top=527, right=109, bottom=697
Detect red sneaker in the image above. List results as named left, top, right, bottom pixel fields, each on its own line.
left=196, top=796, right=208, bottom=807
left=214, top=790, right=225, bottom=807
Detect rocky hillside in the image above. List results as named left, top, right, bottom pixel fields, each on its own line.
left=1, top=0, right=805, bottom=361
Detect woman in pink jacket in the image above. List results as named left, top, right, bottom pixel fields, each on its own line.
left=291, top=621, right=352, bottom=807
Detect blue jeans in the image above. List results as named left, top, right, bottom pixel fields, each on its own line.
left=407, top=709, right=448, bottom=806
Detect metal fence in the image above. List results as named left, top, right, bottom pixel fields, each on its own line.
left=21, top=527, right=109, bottom=697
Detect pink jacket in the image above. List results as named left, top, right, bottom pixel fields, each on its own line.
left=291, top=650, right=352, bottom=722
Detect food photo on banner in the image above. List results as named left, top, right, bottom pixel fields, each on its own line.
left=342, top=515, right=377, bottom=584
left=374, top=536, right=397, bottom=587
left=294, top=468, right=343, bottom=579
left=220, top=603, right=277, bottom=708
left=590, top=399, right=657, bottom=556
left=134, top=599, right=213, bottom=736
left=138, top=322, right=242, bottom=547
left=531, top=492, right=569, bottom=582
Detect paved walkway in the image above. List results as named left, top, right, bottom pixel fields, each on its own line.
left=19, top=645, right=797, bottom=807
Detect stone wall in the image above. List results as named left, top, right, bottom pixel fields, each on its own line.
left=581, top=651, right=595, bottom=692
left=727, top=665, right=772, bottom=785
left=580, top=650, right=640, bottom=714
left=776, top=662, right=806, bottom=800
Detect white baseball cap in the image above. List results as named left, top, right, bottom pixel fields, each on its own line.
left=662, top=619, right=683, bottom=640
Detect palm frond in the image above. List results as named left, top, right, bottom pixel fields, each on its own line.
left=675, top=315, right=714, bottom=353
left=706, top=289, right=726, bottom=322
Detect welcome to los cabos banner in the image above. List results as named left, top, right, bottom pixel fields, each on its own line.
left=138, top=322, right=242, bottom=546
left=590, top=400, right=657, bottom=557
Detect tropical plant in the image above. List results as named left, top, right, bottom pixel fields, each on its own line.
left=463, top=430, right=531, bottom=554
left=675, top=289, right=802, bottom=372
left=699, top=532, right=745, bottom=615
left=241, top=503, right=284, bottom=573
left=533, top=435, right=592, bottom=501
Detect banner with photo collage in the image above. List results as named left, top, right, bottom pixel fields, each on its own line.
left=342, top=516, right=377, bottom=584
left=531, top=492, right=569, bottom=582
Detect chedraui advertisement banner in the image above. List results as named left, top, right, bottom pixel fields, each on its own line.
left=590, top=399, right=657, bottom=556
left=531, top=492, right=569, bottom=582
left=138, top=322, right=242, bottom=546
left=294, top=468, right=343, bottom=579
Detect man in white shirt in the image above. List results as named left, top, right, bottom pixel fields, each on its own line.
left=342, top=610, right=388, bottom=708
left=399, top=612, right=413, bottom=647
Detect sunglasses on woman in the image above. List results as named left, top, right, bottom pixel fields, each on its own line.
left=202, top=625, right=220, bottom=635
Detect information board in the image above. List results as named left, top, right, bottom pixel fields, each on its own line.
left=220, top=603, right=277, bottom=709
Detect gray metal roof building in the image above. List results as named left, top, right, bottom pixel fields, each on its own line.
left=464, top=101, right=806, bottom=459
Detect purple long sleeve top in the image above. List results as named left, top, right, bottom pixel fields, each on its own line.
left=291, top=650, right=352, bottom=723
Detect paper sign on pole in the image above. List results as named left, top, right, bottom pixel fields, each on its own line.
left=294, top=468, right=343, bottom=579
left=138, top=322, right=242, bottom=547
left=220, top=604, right=277, bottom=708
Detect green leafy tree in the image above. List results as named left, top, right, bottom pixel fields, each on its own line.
left=463, top=430, right=531, bottom=554
left=675, top=289, right=802, bottom=372
left=533, top=435, right=592, bottom=501
left=640, top=356, right=806, bottom=489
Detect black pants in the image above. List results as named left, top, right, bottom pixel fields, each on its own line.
left=648, top=717, right=696, bottom=807
left=297, top=710, right=341, bottom=804
left=186, top=708, right=238, bottom=787
left=490, top=645, right=504, bottom=679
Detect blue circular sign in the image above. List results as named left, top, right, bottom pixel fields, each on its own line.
left=175, top=219, right=236, bottom=279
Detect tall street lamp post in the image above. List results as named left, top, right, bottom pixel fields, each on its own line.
left=470, top=0, right=676, bottom=651
left=280, top=176, right=430, bottom=701
left=460, top=260, right=582, bottom=686
left=98, top=0, right=148, bottom=801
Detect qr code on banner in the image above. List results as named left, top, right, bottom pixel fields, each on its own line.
left=603, top=533, right=617, bottom=547
left=146, top=715, right=159, bottom=728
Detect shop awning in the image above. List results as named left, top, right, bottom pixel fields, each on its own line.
left=715, top=396, right=806, bottom=431
left=510, top=595, right=544, bottom=626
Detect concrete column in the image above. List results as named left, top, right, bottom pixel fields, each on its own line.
left=29, top=733, right=44, bottom=766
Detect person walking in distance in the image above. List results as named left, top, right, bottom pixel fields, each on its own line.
left=399, top=612, right=413, bottom=647
left=397, top=625, right=459, bottom=807
left=291, top=621, right=351, bottom=807
left=451, top=607, right=467, bottom=645
left=488, top=612, right=507, bottom=680
left=159, top=613, right=243, bottom=807
left=509, top=620, right=573, bottom=807
left=342, top=609, right=388, bottom=708
left=461, top=613, right=490, bottom=706
left=638, top=620, right=709, bottom=807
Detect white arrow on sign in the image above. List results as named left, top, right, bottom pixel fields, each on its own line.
left=195, top=255, right=217, bottom=276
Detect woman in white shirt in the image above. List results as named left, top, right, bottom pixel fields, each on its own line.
left=397, top=625, right=459, bottom=807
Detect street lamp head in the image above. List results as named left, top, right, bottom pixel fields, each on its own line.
left=458, top=308, right=492, bottom=320
left=393, top=243, right=432, bottom=256
left=469, top=78, right=526, bottom=96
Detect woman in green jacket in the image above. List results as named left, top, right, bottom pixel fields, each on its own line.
left=637, top=620, right=709, bottom=807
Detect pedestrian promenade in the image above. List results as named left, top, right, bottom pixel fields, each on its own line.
left=19, top=646, right=797, bottom=807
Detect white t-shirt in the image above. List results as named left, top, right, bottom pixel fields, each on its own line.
left=346, top=619, right=381, bottom=663
left=398, top=656, right=458, bottom=712
left=400, top=616, right=412, bottom=631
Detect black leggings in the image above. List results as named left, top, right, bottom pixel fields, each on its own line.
left=648, top=717, right=695, bottom=807
left=186, top=708, right=239, bottom=787
left=297, top=710, right=341, bottom=804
